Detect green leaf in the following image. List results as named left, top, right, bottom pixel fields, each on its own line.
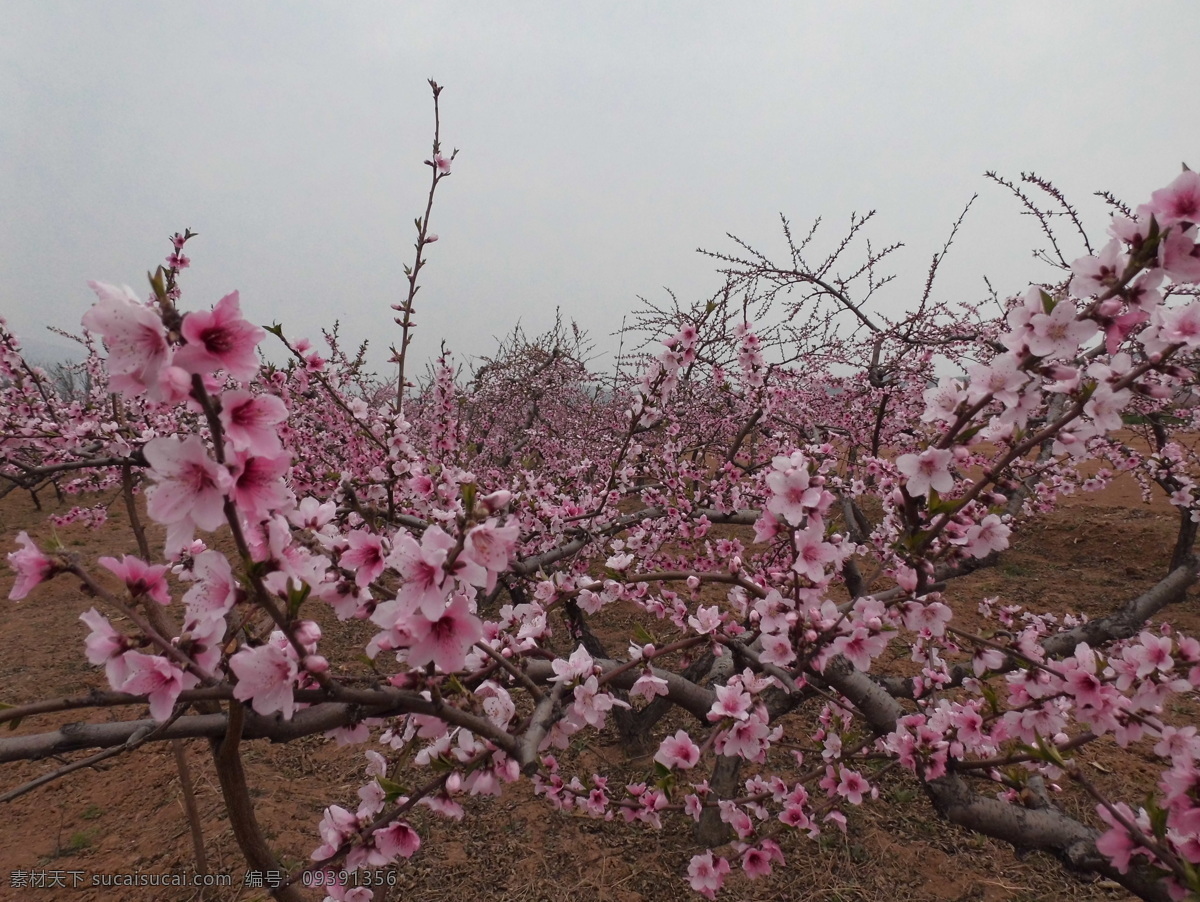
left=956, top=424, right=984, bottom=444
left=926, top=490, right=959, bottom=516
left=1038, top=289, right=1056, bottom=314
left=1011, top=742, right=1037, bottom=759
left=147, top=267, right=168, bottom=304
left=1144, top=795, right=1169, bottom=840
left=286, top=582, right=311, bottom=618
left=1032, top=730, right=1067, bottom=768
left=632, top=623, right=656, bottom=646
left=376, top=776, right=408, bottom=804
left=979, top=684, right=1000, bottom=714
left=1180, top=859, right=1200, bottom=895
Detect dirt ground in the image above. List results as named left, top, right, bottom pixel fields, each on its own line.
left=1, top=466, right=1197, bottom=902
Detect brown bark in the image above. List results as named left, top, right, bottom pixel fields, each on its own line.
left=210, top=703, right=309, bottom=902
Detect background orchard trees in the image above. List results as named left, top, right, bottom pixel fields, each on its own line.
left=2, top=87, right=1200, bottom=902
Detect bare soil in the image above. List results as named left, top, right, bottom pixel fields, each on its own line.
left=1, top=468, right=1197, bottom=902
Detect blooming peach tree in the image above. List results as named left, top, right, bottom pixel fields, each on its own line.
left=3, top=85, right=1200, bottom=900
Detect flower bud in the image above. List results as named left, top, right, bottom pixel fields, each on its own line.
left=295, top=620, right=322, bottom=649
left=479, top=489, right=514, bottom=513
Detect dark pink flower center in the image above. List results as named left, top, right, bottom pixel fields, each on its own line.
left=201, top=324, right=235, bottom=353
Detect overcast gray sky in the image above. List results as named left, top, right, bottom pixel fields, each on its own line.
left=2, top=2, right=1196, bottom=374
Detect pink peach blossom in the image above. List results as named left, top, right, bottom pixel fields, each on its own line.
left=80, top=608, right=131, bottom=688
left=219, top=389, right=288, bottom=454
left=143, top=436, right=232, bottom=551
left=464, top=519, right=520, bottom=592
left=99, top=554, right=171, bottom=605
left=686, top=851, right=730, bottom=900
left=654, top=729, right=701, bottom=769
left=384, top=525, right=455, bottom=620
left=759, top=632, right=796, bottom=667
left=835, top=766, right=871, bottom=805
left=630, top=670, right=670, bottom=700
left=7, top=531, right=56, bottom=600
left=716, top=705, right=775, bottom=760
left=1159, top=228, right=1200, bottom=283
left=1149, top=169, right=1200, bottom=228
left=1126, top=632, right=1173, bottom=679
left=740, top=839, right=784, bottom=878
left=311, top=805, right=358, bottom=862
left=1026, top=298, right=1098, bottom=359
left=792, top=525, right=836, bottom=583
left=1069, top=239, right=1127, bottom=298
left=342, top=529, right=389, bottom=588
left=372, top=819, right=421, bottom=860
left=1104, top=308, right=1149, bottom=354
left=921, top=378, right=965, bottom=423
left=829, top=626, right=889, bottom=672
left=688, top=605, right=722, bottom=635
left=896, top=447, right=954, bottom=498
left=765, top=463, right=822, bottom=527
left=230, top=641, right=299, bottom=718
left=901, top=600, right=952, bottom=637
left=570, top=675, right=629, bottom=728
left=81, top=281, right=172, bottom=399
left=182, top=550, right=238, bottom=619
left=1095, top=802, right=1142, bottom=873
left=1155, top=302, right=1200, bottom=349
left=962, top=514, right=1011, bottom=558
left=175, top=291, right=265, bottom=381
left=965, top=355, right=1026, bottom=407
left=550, top=644, right=595, bottom=684
left=708, top=683, right=752, bottom=722
left=403, top=593, right=483, bottom=672
left=120, top=651, right=187, bottom=722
